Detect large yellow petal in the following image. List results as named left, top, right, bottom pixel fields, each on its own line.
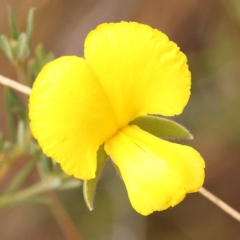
left=104, top=129, right=184, bottom=215
left=85, top=22, right=191, bottom=128
left=29, top=56, right=118, bottom=180
left=122, top=125, right=205, bottom=193
left=104, top=125, right=205, bottom=215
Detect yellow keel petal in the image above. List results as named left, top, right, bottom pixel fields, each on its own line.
left=29, top=56, right=118, bottom=180
left=123, top=125, right=205, bottom=193
left=105, top=130, right=186, bottom=215
left=105, top=125, right=205, bottom=215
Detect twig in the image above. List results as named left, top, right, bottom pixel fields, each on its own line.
left=199, top=187, right=240, bottom=222
left=1, top=74, right=240, bottom=223
left=0, top=74, right=31, bottom=95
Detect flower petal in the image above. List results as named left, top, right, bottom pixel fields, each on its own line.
left=29, top=56, right=118, bottom=180
left=85, top=22, right=191, bottom=127
left=104, top=125, right=205, bottom=215
left=122, top=125, right=205, bottom=193
left=104, top=129, right=183, bottom=215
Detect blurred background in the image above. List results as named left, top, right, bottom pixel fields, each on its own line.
left=0, top=0, right=240, bottom=239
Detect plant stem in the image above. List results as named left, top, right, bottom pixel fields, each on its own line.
left=199, top=187, right=240, bottom=222
left=0, top=74, right=31, bottom=95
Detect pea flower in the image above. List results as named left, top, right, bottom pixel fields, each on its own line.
left=29, top=22, right=205, bottom=215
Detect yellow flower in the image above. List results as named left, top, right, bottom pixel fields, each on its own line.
left=29, top=22, right=205, bottom=215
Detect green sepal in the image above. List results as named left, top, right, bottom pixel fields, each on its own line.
left=8, top=6, right=19, bottom=40
left=130, top=115, right=193, bottom=140
left=83, top=145, right=108, bottom=211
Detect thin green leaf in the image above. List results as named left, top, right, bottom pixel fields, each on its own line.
left=0, top=35, right=13, bottom=61
left=17, top=33, right=29, bottom=60
left=8, top=6, right=19, bottom=40
left=3, top=158, right=38, bottom=194
left=130, top=115, right=193, bottom=140
left=26, top=8, right=35, bottom=47
left=83, top=145, right=108, bottom=211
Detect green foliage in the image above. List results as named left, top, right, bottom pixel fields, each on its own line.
left=0, top=35, right=13, bottom=61
left=1, top=7, right=34, bottom=63
left=8, top=6, right=19, bottom=40
left=26, top=8, right=35, bottom=47
left=0, top=7, right=79, bottom=210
